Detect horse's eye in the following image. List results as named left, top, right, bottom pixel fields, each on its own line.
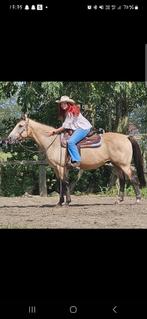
left=18, top=124, right=23, bottom=128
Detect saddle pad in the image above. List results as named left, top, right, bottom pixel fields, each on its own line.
left=61, top=133, right=102, bottom=148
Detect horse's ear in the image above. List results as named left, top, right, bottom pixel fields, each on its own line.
left=20, top=113, right=26, bottom=120
left=20, top=113, right=29, bottom=121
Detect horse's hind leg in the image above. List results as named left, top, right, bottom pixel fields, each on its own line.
left=113, top=167, right=125, bottom=203
left=120, top=165, right=141, bottom=203
left=118, top=170, right=126, bottom=202
left=130, top=174, right=141, bottom=202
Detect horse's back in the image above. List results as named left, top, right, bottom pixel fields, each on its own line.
left=103, top=132, right=128, bottom=141
left=103, top=132, right=131, bottom=148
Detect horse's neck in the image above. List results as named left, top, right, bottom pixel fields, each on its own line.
left=28, top=119, right=58, bottom=151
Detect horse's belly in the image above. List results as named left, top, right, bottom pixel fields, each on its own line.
left=80, top=147, right=109, bottom=169
left=80, top=161, right=105, bottom=170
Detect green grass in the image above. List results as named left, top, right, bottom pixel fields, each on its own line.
left=72, top=186, right=147, bottom=198
left=101, top=186, right=147, bottom=198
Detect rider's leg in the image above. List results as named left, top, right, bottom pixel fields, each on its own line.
left=67, top=128, right=90, bottom=164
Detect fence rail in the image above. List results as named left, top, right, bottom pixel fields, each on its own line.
left=0, top=160, right=48, bottom=165
left=0, top=158, right=147, bottom=197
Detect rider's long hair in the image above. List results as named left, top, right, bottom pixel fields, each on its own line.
left=58, top=103, right=80, bottom=121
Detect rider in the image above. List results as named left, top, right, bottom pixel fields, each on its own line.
left=48, top=96, right=92, bottom=168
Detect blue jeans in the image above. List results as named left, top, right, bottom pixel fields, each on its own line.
left=67, top=128, right=91, bottom=162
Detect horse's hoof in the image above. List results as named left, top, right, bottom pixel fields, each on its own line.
left=56, top=202, right=63, bottom=207
left=64, top=202, right=70, bottom=207
left=115, top=199, right=124, bottom=204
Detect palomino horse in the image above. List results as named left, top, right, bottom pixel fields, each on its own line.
left=8, top=115, right=146, bottom=205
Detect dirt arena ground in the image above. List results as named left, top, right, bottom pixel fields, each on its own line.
left=0, top=194, right=147, bottom=228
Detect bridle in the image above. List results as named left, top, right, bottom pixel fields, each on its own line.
left=14, top=119, right=32, bottom=150
left=17, top=120, right=58, bottom=153
left=14, top=119, right=29, bottom=142
left=11, top=119, right=36, bottom=152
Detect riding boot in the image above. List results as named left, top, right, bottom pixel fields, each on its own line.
left=66, top=160, right=80, bottom=169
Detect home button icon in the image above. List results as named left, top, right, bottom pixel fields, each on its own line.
left=69, top=305, right=78, bottom=314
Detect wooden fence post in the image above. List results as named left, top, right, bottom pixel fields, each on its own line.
left=0, top=162, right=2, bottom=196
left=143, top=151, right=147, bottom=183
left=38, top=152, right=47, bottom=197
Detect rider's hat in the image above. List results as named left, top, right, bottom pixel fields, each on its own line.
left=55, top=96, right=75, bottom=104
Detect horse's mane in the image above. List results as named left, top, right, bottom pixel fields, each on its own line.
left=28, top=118, right=55, bottom=131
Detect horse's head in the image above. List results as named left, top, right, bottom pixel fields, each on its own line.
left=8, top=114, right=30, bottom=144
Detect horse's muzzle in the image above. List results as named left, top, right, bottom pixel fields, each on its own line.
left=7, top=136, right=19, bottom=144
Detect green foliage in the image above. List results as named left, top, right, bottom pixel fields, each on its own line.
left=1, top=163, right=38, bottom=196
left=105, top=185, right=147, bottom=198
left=70, top=166, right=112, bottom=194
left=0, top=82, right=18, bottom=99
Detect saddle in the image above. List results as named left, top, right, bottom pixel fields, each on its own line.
left=61, top=129, right=102, bottom=149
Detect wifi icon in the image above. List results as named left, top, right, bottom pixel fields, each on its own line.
left=99, top=5, right=104, bottom=9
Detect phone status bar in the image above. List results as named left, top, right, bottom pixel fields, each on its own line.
left=4, top=2, right=145, bottom=18
left=86, top=3, right=143, bottom=12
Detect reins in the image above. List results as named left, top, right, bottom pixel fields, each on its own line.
left=17, top=141, right=41, bottom=153
left=46, top=134, right=58, bottom=151
left=17, top=134, right=58, bottom=154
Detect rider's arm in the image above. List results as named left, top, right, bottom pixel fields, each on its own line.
left=54, top=127, right=65, bottom=134
left=48, top=126, right=64, bottom=136
left=48, top=114, right=70, bottom=136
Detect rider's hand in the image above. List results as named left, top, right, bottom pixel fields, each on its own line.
left=48, top=130, right=56, bottom=136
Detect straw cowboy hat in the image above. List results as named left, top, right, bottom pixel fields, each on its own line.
left=55, top=96, right=75, bottom=104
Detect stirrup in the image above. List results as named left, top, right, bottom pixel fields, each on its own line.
left=70, top=161, right=80, bottom=168
left=66, top=161, right=80, bottom=169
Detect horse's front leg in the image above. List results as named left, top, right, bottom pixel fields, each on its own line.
left=54, top=167, right=65, bottom=206
left=56, top=179, right=65, bottom=206
left=56, top=178, right=71, bottom=206
left=55, top=166, right=71, bottom=206
left=63, top=169, right=71, bottom=206
left=63, top=179, right=71, bottom=206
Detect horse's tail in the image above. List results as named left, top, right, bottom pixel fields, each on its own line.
left=128, top=136, right=146, bottom=188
